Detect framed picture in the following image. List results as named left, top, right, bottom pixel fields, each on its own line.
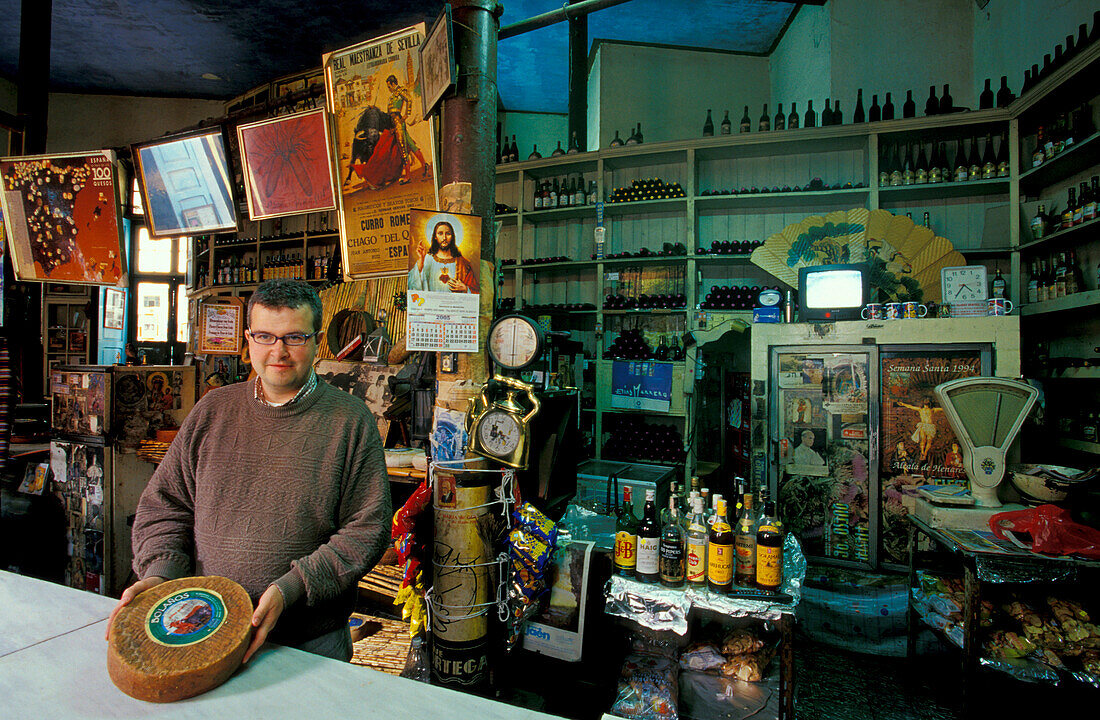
left=0, top=150, right=127, bottom=286
left=197, top=298, right=244, bottom=355
left=420, top=6, right=456, bottom=117
left=131, top=127, right=238, bottom=238
left=103, top=287, right=125, bottom=330
left=236, top=109, right=338, bottom=220
left=324, top=24, right=440, bottom=278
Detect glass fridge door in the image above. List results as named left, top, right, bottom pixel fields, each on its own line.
left=771, top=347, right=878, bottom=567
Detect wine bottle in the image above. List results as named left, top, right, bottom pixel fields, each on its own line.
left=868, top=93, right=881, bottom=122
left=659, top=498, right=686, bottom=588
left=787, top=102, right=799, bottom=129
left=892, top=143, right=905, bottom=186
left=954, top=140, right=969, bottom=182
left=528, top=145, right=542, bottom=160
left=833, top=100, right=843, bottom=125
left=968, top=137, right=982, bottom=182
left=995, top=76, right=1014, bottom=107
left=625, top=125, right=639, bottom=146
left=635, top=123, right=644, bottom=144
left=915, top=143, right=929, bottom=185
left=1030, top=204, right=1047, bottom=240
left=703, top=109, right=714, bottom=137
left=901, top=143, right=914, bottom=186
left=981, top=134, right=996, bottom=179
left=1040, top=52, right=1052, bottom=79
left=509, top=136, right=518, bottom=162
left=878, top=143, right=893, bottom=187
left=925, top=85, right=939, bottom=116
left=773, top=103, right=785, bottom=131
left=853, top=89, right=865, bottom=123
left=720, top=110, right=731, bottom=135
left=734, top=492, right=756, bottom=587
left=822, top=98, right=833, bottom=126
left=1027, top=260, right=1040, bottom=304
left=902, top=89, right=916, bottom=118
left=939, top=84, right=953, bottom=114
left=551, top=140, right=566, bottom=157
left=759, top=103, right=770, bottom=132
left=707, top=497, right=733, bottom=595
left=755, top=497, right=783, bottom=592
left=996, top=132, right=1009, bottom=178
left=804, top=99, right=816, bottom=128
left=685, top=497, right=708, bottom=588
left=883, top=92, right=896, bottom=120
left=609, top=130, right=624, bottom=148
left=614, top=486, right=639, bottom=577
left=1053, top=44, right=1065, bottom=72
left=636, top=489, right=660, bottom=583
left=1022, top=69, right=1033, bottom=95
left=499, top=137, right=509, bottom=164
left=979, top=79, right=994, bottom=109
left=568, top=130, right=581, bottom=154
left=739, top=106, right=751, bottom=133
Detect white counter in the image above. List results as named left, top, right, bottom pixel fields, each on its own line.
left=0, top=571, right=558, bottom=720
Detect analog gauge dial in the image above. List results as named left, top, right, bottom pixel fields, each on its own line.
left=477, top=409, right=522, bottom=457
left=758, top=288, right=782, bottom=307
left=487, top=315, right=544, bottom=370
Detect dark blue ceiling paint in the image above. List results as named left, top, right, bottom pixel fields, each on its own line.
left=0, top=0, right=794, bottom=113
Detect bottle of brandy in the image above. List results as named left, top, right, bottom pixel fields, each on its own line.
left=902, top=90, right=916, bottom=118
left=706, top=497, right=733, bottom=595
left=755, top=497, right=784, bottom=592
left=702, top=109, right=714, bottom=137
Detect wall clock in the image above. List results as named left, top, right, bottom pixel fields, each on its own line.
left=941, top=265, right=988, bottom=316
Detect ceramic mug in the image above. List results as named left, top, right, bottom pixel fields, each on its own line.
left=861, top=303, right=884, bottom=320
left=902, top=301, right=928, bottom=319
left=939, top=304, right=952, bottom=318
left=884, top=302, right=902, bottom=319
left=987, top=298, right=1014, bottom=316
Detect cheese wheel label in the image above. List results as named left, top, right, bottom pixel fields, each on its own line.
left=145, top=588, right=227, bottom=647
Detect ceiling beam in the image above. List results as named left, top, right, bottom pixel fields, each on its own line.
left=499, top=0, right=634, bottom=39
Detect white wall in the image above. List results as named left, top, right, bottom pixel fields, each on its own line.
left=499, top=111, right=569, bottom=160
left=592, top=42, right=771, bottom=147
left=972, top=0, right=1096, bottom=102
left=770, top=4, right=831, bottom=117
left=46, top=94, right=224, bottom=153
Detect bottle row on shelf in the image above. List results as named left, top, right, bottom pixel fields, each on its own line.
left=699, top=240, right=762, bottom=255
left=1030, top=177, right=1099, bottom=239
left=1026, top=250, right=1090, bottom=304
left=206, top=229, right=336, bottom=247
left=600, top=242, right=688, bottom=260
left=607, top=178, right=686, bottom=203
left=602, top=416, right=686, bottom=464
left=700, top=285, right=781, bottom=311
left=197, top=251, right=331, bottom=288
left=878, top=134, right=1008, bottom=186
left=1030, top=103, right=1094, bottom=169
left=603, top=293, right=687, bottom=310
left=1020, top=12, right=1100, bottom=94
left=1054, top=409, right=1100, bottom=444
left=603, top=329, right=686, bottom=361
left=533, top=176, right=598, bottom=210
left=615, top=479, right=785, bottom=595
left=496, top=299, right=597, bottom=314
left=700, top=179, right=863, bottom=196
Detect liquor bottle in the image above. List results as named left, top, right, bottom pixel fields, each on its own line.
left=551, top=140, right=566, bottom=157
left=699, top=487, right=710, bottom=520
left=821, top=99, right=833, bottom=126
left=833, top=100, right=843, bottom=125
left=979, top=79, right=994, bottom=110
left=968, top=137, right=982, bottom=183
left=685, top=497, right=708, bottom=588
left=670, top=335, right=684, bottom=361
left=499, top=137, right=509, bottom=164
left=509, top=136, right=518, bottom=162
left=925, top=85, right=939, bottom=116
left=614, top=486, right=639, bottom=577
left=991, top=266, right=1006, bottom=299
left=635, top=123, right=644, bottom=144
left=636, top=489, right=661, bottom=583
left=1064, top=33, right=1077, bottom=63
left=787, top=102, right=800, bottom=130
left=900, top=143, right=914, bottom=186
left=804, top=100, right=816, bottom=128
left=739, top=106, right=751, bottom=133
left=1031, top=204, right=1047, bottom=239
left=922, top=211, right=932, bottom=230
left=1040, top=53, right=1052, bottom=80
left=1027, top=261, right=1039, bottom=304
left=707, top=493, right=722, bottom=526
left=878, top=144, right=893, bottom=187
left=915, top=143, right=929, bottom=185
left=588, top=180, right=598, bottom=205
left=574, top=176, right=586, bottom=206
left=928, top=142, right=944, bottom=184
left=853, top=89, right=865, bottom=123
left=528, top=145, right=542, bottom=160
left=759, top=104, right=771, bottom=132
left=1036, top=257, right=1050, bottom=302
left=995, top=76, right=1014, bottom=107
left=659, top=498, right=686, bottom=588
left=568, top=131, right=581, bottom=154
left=1054, top=252, right=1067, bottom=298
left=939, top=84, right=953, bottom=114
left=1067, top=249, right=1083, bottom=295
left=1062, top=188, right=1077, bottom=230
left=868, top=93, right=881, bottom=122
left=1083, top=178, right=1098, bottom=221
left=1022, top=69, right=1033, bottom=95
left=734, top=492, right=756, bottom=587
left=773, top=103, right=785, bottom=131
left=625, top=126, right=639, bottom=146
left=755, top=497, right=783, bottom=592
left=902, top=89, right=916, bottom=118
left=1072, top=185, right=1084, bottom=226
left=995, top=133, right=1010, bottom=178
left=720, top=110, right=732, bottom=135
left=609, top=130, right=624, bottom=148
left=883, top=92, right=896, bottom=120
left=707, top=497, right=734, bottom=595
left=953, top=140, right=969, bottom=182
left=702, top=109, right=714, bottom=137
left=981, top=134, right=997, bottom=179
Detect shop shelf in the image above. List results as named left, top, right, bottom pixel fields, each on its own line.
left=1017, top=216, right=1100, bottom=251
left=959, top=246, right=1013, bottom=256
left=695, top=187, right=869, bottom=210
left=602, top=308, right=688, bottom=316
left=497, top=212, right=517, bottom=225
left=506, top=260, right=598, bottom=273
left=522, top=205, right=597, bottom=223
left=1020, top=289, right=1100, bottom=316
left=604, top=197, right=688, bottom=216
left=1055, top=438, right=1100, bottom=455
left=498, top=153, right=598, bottom=177
left=877, top=177, right=1009, bottom=202
left=1018, top=131, right=1100, bottom=196
left=1037, top=367, right=1100, bottom=380
left=601, top=254, right=688, bottom=267
left=691, top=253, right=753, bottom=263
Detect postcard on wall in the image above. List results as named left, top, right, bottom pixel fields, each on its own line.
left=406, top=208, right=480, bottom=352
left=0, top=150, right=126, bottom=286
left=236, top=108, right=337, bottom=220
left=324, top=23, right=440, bottom=278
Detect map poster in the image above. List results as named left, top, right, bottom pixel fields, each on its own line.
left=406, top=208, right=481, bottom=352
left=0, top=150, right=126, bottom=286
left=879, top=350, right=983, bottom=565
left=324, top=24, right=439, bottom=278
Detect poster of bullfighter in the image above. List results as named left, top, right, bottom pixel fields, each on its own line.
left=324, top=24, right=439, bottom=278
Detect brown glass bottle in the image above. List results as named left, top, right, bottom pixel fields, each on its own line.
left=707, top=497, right=734, bottom=594
left=755, top=498, right=783, bottom=592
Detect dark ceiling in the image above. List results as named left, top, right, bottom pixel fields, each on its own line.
left=0, top=0, right=802, bottom=113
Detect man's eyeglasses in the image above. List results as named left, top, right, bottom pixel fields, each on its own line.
left=247, top=330, right=319, bottom=346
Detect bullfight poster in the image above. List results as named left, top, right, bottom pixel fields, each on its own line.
left=324, top=24, right=439, bottom=278
left=0, top=150, right=126, bottom=286
left=406, top=208, right=481, bottom=352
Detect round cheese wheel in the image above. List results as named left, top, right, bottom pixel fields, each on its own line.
left=107, top=576, right=253, bottom=703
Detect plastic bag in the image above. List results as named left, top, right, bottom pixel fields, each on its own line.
left=989, top=504, right=1100, bottom=559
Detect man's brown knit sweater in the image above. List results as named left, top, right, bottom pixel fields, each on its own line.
left=131, top=378, right=391, bottom=645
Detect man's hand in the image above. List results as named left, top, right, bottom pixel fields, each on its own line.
left=105, top=576, right=165, bottom=640
left=447, top=278, right=467, bottom=293
left=242, top=584, right=285, bottom=665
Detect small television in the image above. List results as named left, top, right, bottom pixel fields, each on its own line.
left=798, top=263, right=869, bottom=322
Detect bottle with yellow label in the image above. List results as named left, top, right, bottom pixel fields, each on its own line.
left=614, top=486, right=639, bottom=577
left=755, top=496, right=784, bottom=592
left=707, top=497, right=733, bottom=594
left=685, top=497, right=708, bottom=587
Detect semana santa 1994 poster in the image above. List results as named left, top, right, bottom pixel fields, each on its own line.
left=324, top=24, right=440, bottom=278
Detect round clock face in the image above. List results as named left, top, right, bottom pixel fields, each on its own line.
left=476, top=409, right=522, bottom=457
left=487, top=315, right=543, bottom=370
left=758, top=289, right=782, bottom=307
left=944, top=266, right=987, bottom=303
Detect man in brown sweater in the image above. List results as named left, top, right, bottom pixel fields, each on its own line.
left=106, top=280, right=391, bottom=663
